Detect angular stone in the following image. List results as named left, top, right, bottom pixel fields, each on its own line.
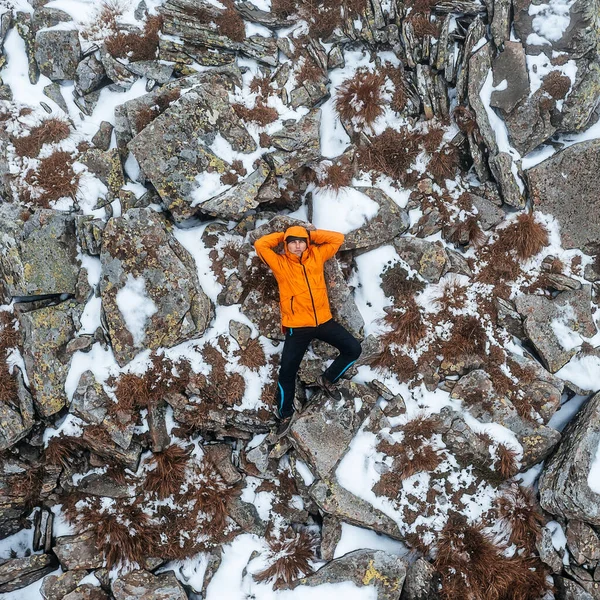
left=18, top=301, right=82, bottom=417
left=558, top=61, right=600, bottom=133
left=536, top=525, right=564, bottom=573
left=75, top=54, right=106, bottom=96
left=310, top=480, right=403, bottom=540
left=401, top=557, right=441, bottom=599
left=341, top=188, right=410, bottom=251
left=567, top=520, right=600, bottom=565
left=392, top=237, right=448, bottom=283
left=40, top=569, right=88, bottom=600
left=15, top=12, right=39, bottom=85
left=527, top=139, right=600, bottom=251
left=80, top=148, right=125, bottom=197
left=489, top=152, right=525, bottom=208
left=43, top=82, right=69, bottom=113
left=99, top=208, right=212, bottom=365
left=0, top=368, right=35, bottom=451
left=321, top=516, right=342, bottom=561
left=539, top=391, right=600, bottom=524
left=99, top=47, right=137, bottom=89
left=515, top=286, right=597, bottom=372
left=555, top=577, right=595, bottom=600
left=0, top=554, right=58, bottom=593
left=128, top=85, right=254, bottom=222
left=1, top=209, right=79, bottom=298
left=490, top=41, right=529, bottom=113
left=53, top=531, right=104, bottom=571
left=70, top=371, right=109, bottom=425
left=63, top=585, right=109, bottom=600
left=74, top=472, right=133, bottom=498
left=294, top=549, right=406, bottom=600
left=32, top=7, right=72, bottom=31
left=203, top=443, right=242, bottom=484
left=35, top=28, right=80, bottom=80
left=125, top=60, right=173, bottom=84
left=112, top=570, right=187, bottom=600
left=82, top=427, right=142, bottom=470
left=92, top=121, right=114, bottom=151
left=469, top=193, right=505, bottom=230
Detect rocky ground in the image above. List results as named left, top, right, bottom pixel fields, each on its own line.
left=0, top=0, right=600, bottom=598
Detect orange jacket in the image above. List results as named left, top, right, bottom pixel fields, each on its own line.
left=254, top=225, right=345, bottom=328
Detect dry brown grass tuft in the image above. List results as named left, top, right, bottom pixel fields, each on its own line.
left=235, top=337, right=267, bottom=371
left=12, top=118, right=70, bottom=158
left=144, top=444, right=190, bottom=499
left=133, top=105, right=158, bottom=132
left=428, top=145, right=459, bottom=183
left=408, top=13, right=441, bottom=38
left=380, top=262, right=426, bottom=305
left=358, top=128, right=421, bottom=184
left=495, top=212, right=549, bottom=260
left=105, top=14, right=163, bottom=61
left=382, top=300, right=427, bottom=347
left=421, top=125, right=445, bottom=154
left=496, top=486, right=544, bottom=553
left=434, top=512, right=551, bottom=600
left=445, top=215, right=486, bottom=247
left=542, top=71, right=571, bottom=100
left=254, top=528, right=318, bottom=588
left=435, top=278, right=469, bottom=315
left=496, top=443, right=519, bottom=479
left=215, top=1, right=246, bottom=42
left=442, top=315, right=487, bottom=360
left=318, top=159, right=355, bottom=191
left=335, top=69, right=386, bottom=131
left=25, top=150, right=79, bottom=206
left=45, top=435, right=86, bottom=469
left=0, top=312, right=19, bottom=350
left=232, top=103, right=278, bottom=126
left=453, top=105, right=478, bottom=134
left=381, top=64, right=408, bottom=113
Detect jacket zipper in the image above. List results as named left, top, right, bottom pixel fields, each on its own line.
left=290, top=297, right=294, bottom=314
left=301, top=263, right=318, bottom=326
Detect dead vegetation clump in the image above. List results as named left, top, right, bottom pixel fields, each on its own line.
left=444, top=214, right=487, bottom=248
left=335, top=69, right=386, bottom=131
left=428, top=145, right=460, bottom=183
left=232, top=103, right=278, bottom=126
left=407, top=13, right=441, bottom=38
left=144, top=444, right=190, bottom=499
left=495, top=443, right=519, bottom=479
left=381, top=300, right=427, bottom=347
left=11, top=118, right=71, bottom=158
left=381, top=64, right=409, bottom=113
left=434, top=278, right=469, bottom=316
left=254, top=527, right=318, bottom=588
left=45, top=435, right=86, bottom=469
left=209, top=239, right=243, bottom=285
left=104, top=14, right=163, bottom=61
left=317, top=157, right=355, bottom=191
left=357, top=128, right=421, bottom=185
left=440, top=315, right=487, bottom=360
left=494, top=212, right=549, bottom=260
left=542, top=71, right=571, bottom=100
left=380, top=262, right=426, bottom=305
left=433, top=512, right=551, bottom=600
left=234, top=337, right=267, bottom=371
left=496, top=486, right=544, bottom=553
left=24, top=150, right=80, bottom=207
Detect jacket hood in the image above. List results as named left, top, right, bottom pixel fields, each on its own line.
left=284, top=225, right=310, bottom=260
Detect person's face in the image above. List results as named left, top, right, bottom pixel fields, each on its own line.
left=287, top=239, right=307, bottom=256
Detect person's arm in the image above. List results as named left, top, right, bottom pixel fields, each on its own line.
left=254, top=231, right=285, bottom=271
left=310, top=229, right=344, bottom=262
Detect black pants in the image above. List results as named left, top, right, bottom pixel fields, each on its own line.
left=275, top=319, right=362, bottom=419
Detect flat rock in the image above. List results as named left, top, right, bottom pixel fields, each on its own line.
left=17, top=300, right=82, bottom=417
left=539, top=391, right=600, bottom=525
left=555, top=577, right=595, bottom=600
left=99, top=208, right=212, bottom=366
left=80, top=148, right=124, bottom=197
left=392, top=237, right=448, bottom=283
left=294, top=549, right=407, bottom=600
left=309, top=479, right=403, bottom=540
left=490, top=41, right=529, bottom=114
left=469, top=193, right=505, bottom=230
left=558, top=60, right=600, bottom=133
left=527, top=139, right=600, bottom=251
left=75, top=54, right=106, bottom=96
left=35, top=28, right=80, bottom=80
left=128, top=85, right=254, bottom=222
left=341, top=187, right=410, bottom=251
left=53, top=531, right=104, bottom=570
left=400, top=557, right=441, bottom=600
left=515, top=286, right=597, bottom=372
left=63, top=584, right=109, bottom=600
left=112, top=569, right=187, bottom=600
left=0, top=554, right=58, bottom=593
left=0, top=209, right=79, bottom=297
left=488, top=151, right=526, bottom=208
left=567, top=520, right=600, bottom=565
left=40, top=569, right=88, bottom=600
left=0, top=369, right=35, bottom=451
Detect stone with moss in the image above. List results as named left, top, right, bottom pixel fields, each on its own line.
left=34, top=28, right=80, bottom=81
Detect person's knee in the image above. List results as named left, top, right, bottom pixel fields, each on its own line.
left=350, top=338, right=362, bottom=361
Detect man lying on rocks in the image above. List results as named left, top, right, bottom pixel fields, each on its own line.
left=254, top=224, right=362, bottom=436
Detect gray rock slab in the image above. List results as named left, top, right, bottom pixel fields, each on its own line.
left=80, top=148, right=124, bottom=197
left=0, top=369, right=35, bottom=451
left=40, top=569, right=88, bottom=600
left=128, top=85, right=254, bottom=222
left=0, top=209, right=79, bottom=297
left=15, top=12, right=39, bottom=84
left=112, top=570, right=187, bottom=600
left=32, top=7, right=72, bottom=31
left=490, top=41, right=529, bottom=114
left=469, top=193, right=505, bottom=230
left=63, top=584, right=109, bottom=600
left=0, top=554, right=58, bottom=593
left=489, top=152, right=526, bottom=208
left=18, top=300, right=82, bottom=417
left=558, top=60, right=600, bottom=133
left=35, top=28, right=80, bottom=80
left=53, top=531, right=104, bottom=571
left=294, top=549, right=407, bottom=600
left=43, top=81, right=69, bottom=113
left=539, top=391, right=600, bottom=524
left=125, top=60, right=173, bottom=84
left=70, top=371, right=109, bottom=425
left=82, top=426, right=142, bottom=470
left=450, top=369, right=561, bottom=469
left=99, top=208, right=212, bottom=366
left=536, top=525, right=564, bottom=573
left=310, top=479, right=403, bottom=540
left=341, top=187, right=410, bottom=251
left=555, top=577, right=595, bottom=600
left=75, top=54, right=106, bottom=96
left=527, top=139, right=600, bottom=251
left=401, top=557, right=441, bottom=600
left=392, top=237, right=448, bottom=283
left=567, top=519, right=600, bottom=565
left=91, top=121, right=114, bottom=151
left=515, top=286, right=597, bottom=372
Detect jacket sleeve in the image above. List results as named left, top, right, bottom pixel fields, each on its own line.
left=254, top=231, right=285, bottom=272
left=310, top=229, right=345, bottom=262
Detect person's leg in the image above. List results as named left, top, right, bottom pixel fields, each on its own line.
left=316, top=319, right=362, bottom=383
left=275, top=327, right=313, bottom=418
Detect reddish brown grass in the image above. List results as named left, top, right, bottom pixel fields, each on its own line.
left=435, top=278, right=469, bottom=314
left=453, top=105, right=478, bottom=134
left=335, top=69, right=386, bottom=130
left=234, top=337, right=266, bottom=371
left=445, top=215, right=486, bottom=247
left=133, top=105, right=158, bottom=132
left=144, top=444, right=190, bottom=499
left=428, top=145, right=459, bottom=183
left=25, top=150, right=79, bottom=206
left=45, top=435, right=86, bottom=469
left=442, top=315, right=487, bottom=359
left=421, top=125, right=445, bottom=154
left=496, top=444, right=519, bottom=479
left=318, top=159, right=355, bottom=191
left=215, top=1, right=246, bottom=42
left=542, top=71, right=571, bottom=100
left=495, top=212, right=549, bottom=260
left=254, top=528, right=318, bottom=588
left=105, top=14, right=162, bottom=61
left=382, top=300, right=427, bottom=346
left=0, top=312, right=19, bottom=350
left=408, top=13, right=441, bottom=37
left=381, top=64, right=408, bottom=113
left=497, top=486, right=544, bottom=553
left=232, top=103, right=278, bottom=126
left=380, top=262, right=426, bottom=305
left=12, top=118, right=70, bottom=158
left=0, top=364, right=18, bottom=406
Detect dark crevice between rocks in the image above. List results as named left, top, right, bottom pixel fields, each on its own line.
left=12, top=293, right=75, bottom=312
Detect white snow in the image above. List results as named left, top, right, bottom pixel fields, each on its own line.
left=529, top=0, right=576, bottom=43
left=116, top=274, right=158, bottom=346
left=311, top=187, right=379, bottom=234
left=334, top=523, right=408, bottom=559
left=556, top=356, right=600, bottom=393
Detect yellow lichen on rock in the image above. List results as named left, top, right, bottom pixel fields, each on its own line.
left=362, top=560, right=400, bottom=591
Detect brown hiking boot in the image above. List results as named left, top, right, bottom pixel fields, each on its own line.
left=316, top=374, right=342, bottom=401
